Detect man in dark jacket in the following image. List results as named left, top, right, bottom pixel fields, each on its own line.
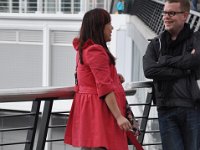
left=143, top=0, right=200, bottom=150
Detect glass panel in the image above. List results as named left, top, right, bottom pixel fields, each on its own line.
left=61, top=0, right=71, bottom=13
left=74, top=0, right=80, bottom=14
left=12, top=0, right=19, bottom=13
left=43, top=0, right=56, bottom=13
left=0, top=0, right=9, bottom=12
left=27, top=0, right=37, bottom=13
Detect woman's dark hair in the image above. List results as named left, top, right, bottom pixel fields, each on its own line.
left=78, top=8, right=115, bottom=65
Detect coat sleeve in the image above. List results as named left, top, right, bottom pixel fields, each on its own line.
left=158, top=32, right=200, bottom=69
left=86, top=45, right=114, bottom=98
left=143, top=40, right=188, bottom=81
left=158, top=53, right=200, bottom=69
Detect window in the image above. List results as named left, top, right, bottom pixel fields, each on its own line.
left=0, top=0, right=9, bottom=12
left=27, top=0, right=37, bottom=13
left=12, top=0, right=19, bottom=13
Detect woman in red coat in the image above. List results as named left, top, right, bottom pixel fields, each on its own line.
left=64, top=8, right=132, bottom=150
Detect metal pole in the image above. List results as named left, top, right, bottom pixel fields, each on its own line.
left=24, top=100, right=41, bottom=150
left=36, top=99, right=54, bottom=150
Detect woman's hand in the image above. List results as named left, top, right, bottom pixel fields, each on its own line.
left=118, top=73, right=125, bottom=83
left=105, top=92, right=131, bottom=131
left=116, top=115, right=132, bottom=131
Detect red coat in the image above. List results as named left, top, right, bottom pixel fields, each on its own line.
left=64, top=39, right=128, bottom=150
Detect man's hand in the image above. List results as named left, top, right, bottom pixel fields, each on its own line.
left=191, top=49, right=195, bottom=54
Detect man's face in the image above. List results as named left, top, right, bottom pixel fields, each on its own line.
left=162, top=2, right=188, bottom=35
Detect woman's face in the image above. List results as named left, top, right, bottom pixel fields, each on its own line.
left=104, top=22, right=113, bottom=42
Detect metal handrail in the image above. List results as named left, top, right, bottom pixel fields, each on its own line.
left=0, top=86, right=74, bottom=102
left=0, top=127, right=33, bottom=132
left=0, top=112, right=36, bottom=118
left=0, top=86, right=75, bottom=149
left=0, top=81, right=159, bottom=149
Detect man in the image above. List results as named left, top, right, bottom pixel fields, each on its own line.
left=143, top=0, right=200, bottom=150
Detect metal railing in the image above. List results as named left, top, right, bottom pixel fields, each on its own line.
left=127, top=0, right=200, bottom=34
left=0, top=86, right=74, bottom=150
left=0, top=81, right=160, bottom=150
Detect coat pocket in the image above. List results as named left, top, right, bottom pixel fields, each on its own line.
left=190, top=74, right=200, bottom=102
left=197, top=80, right=200, bottom=89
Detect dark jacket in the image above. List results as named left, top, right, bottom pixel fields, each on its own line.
left=143, top=27, right=200, bottom=107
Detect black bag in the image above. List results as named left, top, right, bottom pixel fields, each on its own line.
left=126, top=100, right=140, bottom=136
left=126, top=100, right=135, bottom=126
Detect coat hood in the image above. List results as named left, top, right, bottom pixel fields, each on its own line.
left=73, top=38, right=95, bottom=51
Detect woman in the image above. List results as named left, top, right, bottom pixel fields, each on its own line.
left=64, top=8, right=131, bottom=150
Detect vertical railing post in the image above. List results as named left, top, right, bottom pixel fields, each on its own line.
left=24, top=100, right=41, bottom=150
left=36, top=99, right=54, bottom=150
left=138, top=92, right=153, bottom=144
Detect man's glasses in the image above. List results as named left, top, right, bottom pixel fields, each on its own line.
left=161, top=11, right=184, bottom=17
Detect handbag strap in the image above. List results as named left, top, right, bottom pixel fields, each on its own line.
left=74, top=58, right=79, bottom=85
left=127, top=131, right=144, bottom=150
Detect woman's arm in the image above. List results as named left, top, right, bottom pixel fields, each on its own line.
left=105, top=92, right=131, bottom=131
left=86, top=46, right=131, bottom=130
left=118, top=73, right=125, bottom=83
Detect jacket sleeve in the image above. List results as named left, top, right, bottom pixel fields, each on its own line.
left=158, top=32, right=200, bottom=69
left=143, top=40, right=188, bottom=81
left=86, top=45, right=114, bottom=98
left=158, top=52, right=200, bottom=69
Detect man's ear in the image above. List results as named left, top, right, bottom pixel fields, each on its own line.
left=184, top=12, right=189, bottom=21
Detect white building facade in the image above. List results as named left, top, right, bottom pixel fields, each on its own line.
left=0, top=0, right=111, bottom=14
